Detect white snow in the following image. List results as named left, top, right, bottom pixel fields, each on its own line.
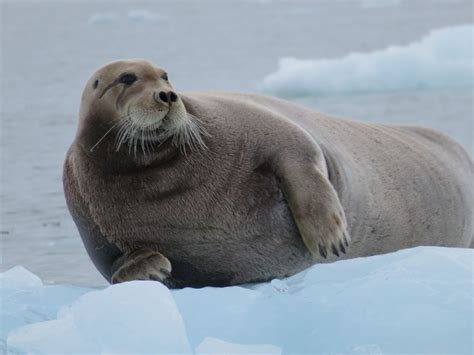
left=259, top=25, right=474, bottom=97
left=3, top=247, right=473, bottom=354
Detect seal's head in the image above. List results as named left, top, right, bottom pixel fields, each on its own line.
left=79, top=59, right=205, bottom=157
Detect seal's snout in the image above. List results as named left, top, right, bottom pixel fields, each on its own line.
left=156, top=90, right=178, bottom=104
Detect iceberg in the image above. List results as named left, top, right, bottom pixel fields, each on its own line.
left=259, top=25, right=474, bottom=97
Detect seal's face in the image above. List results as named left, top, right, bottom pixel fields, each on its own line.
left=80, top=59, right=205, bottom=156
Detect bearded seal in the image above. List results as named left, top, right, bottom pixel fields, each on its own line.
left=63, top=59, right=473, bottom=288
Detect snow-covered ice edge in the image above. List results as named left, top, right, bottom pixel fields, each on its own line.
left=259, top=25, right=474, bottom=98
left=2, top=247, right=473, bottom=354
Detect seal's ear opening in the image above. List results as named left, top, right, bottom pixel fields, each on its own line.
left=93, top=80, right=99, bottom=89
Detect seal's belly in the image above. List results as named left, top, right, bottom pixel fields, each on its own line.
left=136, top=170, right=313, bottom=287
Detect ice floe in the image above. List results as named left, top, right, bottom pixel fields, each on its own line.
left=3, top=247, right=473, bottom=354
left=259, top=25, right=474, bottom=97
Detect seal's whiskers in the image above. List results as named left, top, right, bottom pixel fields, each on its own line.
left=89, top=120, right=122, bottom=152
left=112, top=110, right=209, bottom=157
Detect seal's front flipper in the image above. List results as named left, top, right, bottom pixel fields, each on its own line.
left=274, top=152, right=350, bottom=258
left=111, top=249, right=172, bottom=284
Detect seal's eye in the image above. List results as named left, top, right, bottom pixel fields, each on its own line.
left=119, top=73, right=138, bottom=85
left=93, top=80, right=99, bottom=89
left=161, top=73, right=168, bottom=81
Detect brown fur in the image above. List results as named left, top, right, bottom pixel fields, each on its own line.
left=64, top=60, right=473, bottom=288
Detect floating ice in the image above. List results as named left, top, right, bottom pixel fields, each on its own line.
left=7, top=281, right=191, bottom=353
left=0, top=267, right=88, bottom=353
left=0, top=266, right=42, bottom=289
left=3, top=247, right=473, bottom=354
left=259, top=25, right=474, bottom=97
left=89, top=10, right=159, bottom=25
left=88, top=12, right=119, bottom=25
left=127, top=9, right=160, bottom=23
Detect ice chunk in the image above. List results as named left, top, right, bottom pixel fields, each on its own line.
left=259, top=25, right=474, bottom=97
left=196, top=337, right=282, bottom=354
left=89, top=12, right=119, bottom=25
left=174, top=285, right=260, bottom=348
left=0, top=284, right=89, bottom=346
left=3, top=247, right=472, bottom=353
left=127, top=9, right=159, bottom=23
left=7, top=281, right=191, bottom=353
left=175, top=247, right=473, bottom=354
left=0, top=266, right=42, bottom=289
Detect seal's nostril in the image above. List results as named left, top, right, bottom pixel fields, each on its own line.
left=159, top=91, right=168, bottom=103
left=169, top=91, right=178, bottom=102
left=152, top=92, right=161, bottom=104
